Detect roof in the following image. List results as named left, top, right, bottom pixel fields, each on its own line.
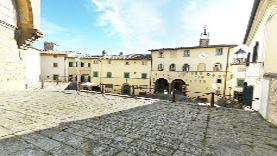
left=40, top=50, right=78, bottom=55
left=76, top=53, right=152, bottom=60
left=149, top=44, right=238, bottom=51
left=243, top=0, right=260, bottom=44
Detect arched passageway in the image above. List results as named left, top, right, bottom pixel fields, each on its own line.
left=155, top=78, right=169, bottom=93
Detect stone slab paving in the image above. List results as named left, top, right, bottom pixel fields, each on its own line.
left=0, top=91, right=276, bottom=156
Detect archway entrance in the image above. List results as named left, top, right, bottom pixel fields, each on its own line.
left=155, top=78, right=169, bottom=93
left=172, top=79, right=186, bottom=93
left=122, top=83, right=131, bottom=95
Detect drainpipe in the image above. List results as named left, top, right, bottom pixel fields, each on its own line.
left=223, top=47, right=232, bottom=97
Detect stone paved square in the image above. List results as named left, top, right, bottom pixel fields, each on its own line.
left=0, top=91, right=277, bottom=156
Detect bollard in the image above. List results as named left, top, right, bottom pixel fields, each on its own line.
left=41, top=79, right=44, bottom=89
left=210, top=92, right=215, bottom=107
left=132, top=85, right=135, bottom=97
left=56, top=76, right=59, bottom=85
left=172, top=89, right=176, bottom=102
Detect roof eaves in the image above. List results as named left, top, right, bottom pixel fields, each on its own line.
left=243, top=0, right=260, bottom=44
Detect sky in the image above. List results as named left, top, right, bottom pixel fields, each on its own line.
left=33, top=0, right=254, bottom=55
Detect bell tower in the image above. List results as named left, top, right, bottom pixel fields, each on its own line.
left=199, top=26, right=210, bottom=47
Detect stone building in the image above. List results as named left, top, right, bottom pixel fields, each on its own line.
left=243, top=0, right=277, bottom=125
left=149, top=28, right=240, bottom=102
left=0, top=0, right=42, bottom=90
left=67, top=51, right=152, bottom=95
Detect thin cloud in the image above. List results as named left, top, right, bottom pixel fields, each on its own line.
left=181, top=0, right=254, bottom=44
left=89, top=0, right=168, bottom=53
left=41, top=19, right=64, bottom=35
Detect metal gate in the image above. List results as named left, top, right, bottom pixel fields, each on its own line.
left=242, top=85, right=253, bottom=107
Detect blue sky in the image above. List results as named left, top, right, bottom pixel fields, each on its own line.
left=33, top=0, right=254, bottom=55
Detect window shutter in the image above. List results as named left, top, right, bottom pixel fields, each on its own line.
left=81, top=62, right=84, bottom=67
left=88, top=76, right=91, bottom=82
left=81, top=75, right=84, bottom=82
left=88, top=63, right=91, bottom=67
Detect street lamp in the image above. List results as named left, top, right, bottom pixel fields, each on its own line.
left=75, top=56, right=81, bottom=91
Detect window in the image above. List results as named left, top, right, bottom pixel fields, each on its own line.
left=108, top=60, right=112, bottom=64
left=53, top=55, right=57, bottom=58
left=53, top=63, right=58, bottom=68
left=53, top=75, right=59, bottom=80
left=184, top=50, right=190, bottom=57
left=214, top=63, right=222, bottom=71
left=105, top=84, right=113, bottom=88
left=216, top=79, right=222, bottom=83
left=142, top=61, right=147, bottom=65
left=198, top=63, right=206, bottom=71
left=141, top=73, right=147, bottom=79
left=81, top=62, right=90, bottom=67
left=69, top=62, right=77, bottom=67
left=237, top=79, right=244, bottom=87
left=93, top=60, right=99, bottom=64
left=169, top=64, right=176, bottom=71
left=125, top=61, right=130, bottom=65
left=182, top=64, right=190, bottom=72
left=81, top=75, right=90, bottom=82
left=252, top=41, right=259, bottom=63
left=140, top=85, right=148, bottom=89
left=124, top=72, right=130, bottom=78
left=158, top=64, right=164, bottom=71
left=216, top=48, right=223, bottom=55
left=107, top=72, right=112, bottom=78
left=93, top=72, right=98, bottom=77
left=158, top=52, right=164, bottom=58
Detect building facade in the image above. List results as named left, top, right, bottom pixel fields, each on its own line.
left=150, top=29, right=238, bottom=102
left=0, top=0, right=42, bottom=90
left=243, top=0, right=277, bottom=125
left=40, top=42, right=77, bottom=81
left=68, top=51, right=152, bottom=95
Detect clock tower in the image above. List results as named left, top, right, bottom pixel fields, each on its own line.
left=199, top=26, right=209, bottom=47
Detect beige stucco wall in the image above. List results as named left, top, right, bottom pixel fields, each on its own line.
left=41, top=55, right=67, bottom=81
left=264, top=4, right=277, bottom=73
left=151, top=47, right=236, bottom=101
left=67, top=58, right=151, bottom=95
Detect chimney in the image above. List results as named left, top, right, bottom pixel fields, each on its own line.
left=199, top=26, right=209, bottom=47
left=119, top=52, right=123, bottom=56
left=102, top=50, right=107, bottom=57
left=44, top=42, right=59, bottom=51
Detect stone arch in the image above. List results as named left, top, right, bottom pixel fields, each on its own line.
left=172, top=79, right=186, bottom=92
left=15, top=0, right=42, bottom=48
left=155, top=78, right=169, bottom=93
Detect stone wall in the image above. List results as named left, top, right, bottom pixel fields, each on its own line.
left=0, top=0, right=42, bottom=91
left=266, top=74, right=277, bottom=126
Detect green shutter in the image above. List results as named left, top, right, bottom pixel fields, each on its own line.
left=81, top=75, right=84, bottom=82
left=81, top=62, right=84, bottom=67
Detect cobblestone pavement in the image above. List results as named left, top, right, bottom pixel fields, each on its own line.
left=0, top=91, right=277, bottom=156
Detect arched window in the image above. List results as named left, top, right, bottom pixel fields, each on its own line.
left=214, top=63, right=222, bottom=71
left=198, top=63, right=206, bottom=71
left=158, top=64, right=164, bottom=71
left=182, top=64, right=190, bottom=72
left=169, top=64, right=176, bottom=71
left=252, top=41, right=259, bottom=63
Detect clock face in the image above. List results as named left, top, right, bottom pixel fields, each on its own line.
left=198, top=52, right=208, bottom=60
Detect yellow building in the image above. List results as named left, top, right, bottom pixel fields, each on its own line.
left=150, top=28, right=238, bottom=102
left=243, top=0, right=277, bottom=125
left=68, top=51, right=152, bottom=95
